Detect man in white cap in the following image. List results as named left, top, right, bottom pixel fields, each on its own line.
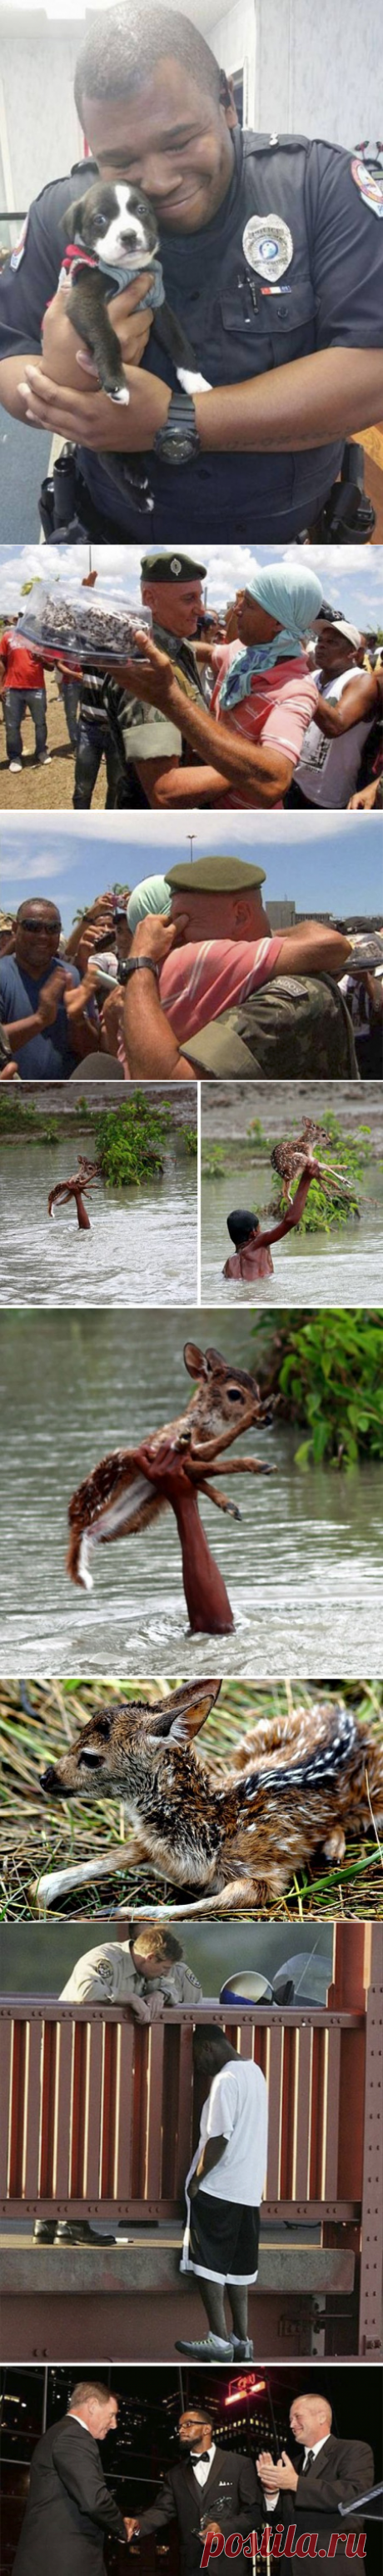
left=287, top=617, right=381, bottom=809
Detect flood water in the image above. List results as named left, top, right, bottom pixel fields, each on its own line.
left=1, top=1133, right=197, bottom=1308
left=201, top=1162, right=383, bottom=1307
left=0, top=1309, right=381, bottom=1679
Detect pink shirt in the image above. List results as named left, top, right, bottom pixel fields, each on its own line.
left=212, top=658, right=319, bottom=807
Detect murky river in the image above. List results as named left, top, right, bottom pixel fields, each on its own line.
left=201, top=1162, right=383, bottom=1307
left=0, top=1310, right=381, bottom=1677
left=1, top=1135, right=197, bottom=1308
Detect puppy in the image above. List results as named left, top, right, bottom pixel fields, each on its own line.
left=59, top=179, right=211, bottom=406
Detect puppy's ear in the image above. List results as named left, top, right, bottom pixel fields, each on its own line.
left=60, top=195, right=85, bottom=240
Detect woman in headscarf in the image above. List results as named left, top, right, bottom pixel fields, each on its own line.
left=111, top=564, right=324, bottom=809
left=209, top=561, right=324, bottom=805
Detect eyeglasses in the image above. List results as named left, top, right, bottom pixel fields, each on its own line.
left=20, top=919, right=60, bottom=935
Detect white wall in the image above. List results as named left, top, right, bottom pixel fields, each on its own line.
left=208, top=0, right=256, bottom=127
left=255, top=0, right=380, bottom=150
left=0, top=28, right=80, bottom=210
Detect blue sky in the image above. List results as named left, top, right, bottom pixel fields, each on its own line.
left=0, top=540, right=382, bottom=630
left=1, top=809, right=382, bottom=931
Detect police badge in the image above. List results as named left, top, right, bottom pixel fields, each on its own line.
left=242, top=214, right=293, bottom=279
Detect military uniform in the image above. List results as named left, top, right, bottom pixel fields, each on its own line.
left=2, top=128, right=383, bottom=539
left=113, top=550, right=208, bottom=797
left=163, top=854, right=359, bottom=1079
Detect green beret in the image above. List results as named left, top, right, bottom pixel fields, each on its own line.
left=165, top=854, right=266, bottom=892
left=141, top=550, right=206, bottom=583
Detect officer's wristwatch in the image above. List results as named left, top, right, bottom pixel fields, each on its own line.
left=153, top=388, right=201, bottom=466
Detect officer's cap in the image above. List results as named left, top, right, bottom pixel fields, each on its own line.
left=165, top=854, right=266, bottom=894
left=141, top=550, right=206, bottom=584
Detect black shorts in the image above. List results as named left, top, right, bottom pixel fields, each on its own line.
left=186, top=2189, right=260, bottom=2284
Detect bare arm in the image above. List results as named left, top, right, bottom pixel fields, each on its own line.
left=257, top=1163, right=315, bottom=1245
left=134, top=754, right=236, bottom=808
left=271, top=921, right=353, bottom=976
left=315, top=672, right=380, bottom=736
left=124, top=958, right=194, bottom=1080
left=13, top=343, right=383, bottom=456
left=116, top=644, right=293, bottom=805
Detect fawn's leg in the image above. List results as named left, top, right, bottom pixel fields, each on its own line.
left=197, top=1477, right=241, bottom=1520
left=195, top=1456, right=275, bottom=1477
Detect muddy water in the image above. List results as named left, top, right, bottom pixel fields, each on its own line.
left=1, top=1135, right=197, bottom=1308
left=201, top=1163, right=383, bottom=1307
left=0, top=1309, right=381, bottom=1679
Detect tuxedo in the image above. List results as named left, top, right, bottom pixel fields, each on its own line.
left=138, top=2445, right=261, bottom=2571
left=12, top=2412, right=126, bottom=2576
left=272, top=2435, right=375, bottom=2576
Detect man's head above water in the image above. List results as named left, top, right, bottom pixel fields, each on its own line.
left=73, top=2, right=236, bottom=233
left=226, top=1208, right=260, bottom=1249
left=165, top=852, right=270, bottom=946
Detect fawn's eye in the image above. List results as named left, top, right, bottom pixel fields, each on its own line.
left=226, top=1388, right=243, bottom=1403
left=79, top=1748, right=103, bottom=1767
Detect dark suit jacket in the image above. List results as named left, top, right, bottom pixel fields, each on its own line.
left=138, top=2448, right=261, bottom=2565
left=12, top=2413, right=126, bottom=2576
left=272, top=2435, right=375, bottom=2576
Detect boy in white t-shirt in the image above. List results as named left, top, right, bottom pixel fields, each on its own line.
left=177, top=2027, right=268, bottom=2364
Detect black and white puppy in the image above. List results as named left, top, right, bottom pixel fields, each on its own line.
left=59, top=179, right=211, bottom=405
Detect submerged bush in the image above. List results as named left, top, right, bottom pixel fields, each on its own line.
left=252, top=1310, right=383, bottom=1467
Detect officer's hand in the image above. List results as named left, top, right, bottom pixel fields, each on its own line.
left=18, top=360, right=171, bottom=450
left=37, top=967, right=68, bottom=1027
left=130, top=914, right=188, bottom=966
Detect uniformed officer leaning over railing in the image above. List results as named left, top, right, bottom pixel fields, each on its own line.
left=1, top=2, right=383, bottom=544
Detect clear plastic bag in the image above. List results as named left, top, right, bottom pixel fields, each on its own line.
left=14, top=584, right=152, bottom=669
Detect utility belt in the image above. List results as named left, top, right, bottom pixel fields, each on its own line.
left=39, top=439, right=376, bottom=546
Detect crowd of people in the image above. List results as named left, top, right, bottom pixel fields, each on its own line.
left=1, top=554, right=382, bottom=810
left=1, top=858, right=382, bottom=1085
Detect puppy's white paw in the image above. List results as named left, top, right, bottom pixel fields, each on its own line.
left=109, top=385, right=130, bottom=405
left=177, top=368, right=211, bottom=394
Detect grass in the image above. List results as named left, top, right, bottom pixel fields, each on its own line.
left=1, top=1678, right=382, bottom=1920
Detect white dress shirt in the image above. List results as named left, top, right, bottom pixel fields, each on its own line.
left=192, top=2447, right=216, bottom=2486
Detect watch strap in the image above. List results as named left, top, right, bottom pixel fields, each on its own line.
left=122, top=957, right=160, bottom=982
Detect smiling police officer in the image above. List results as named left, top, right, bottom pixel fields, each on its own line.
left=1, top=1, right=383, bottom=542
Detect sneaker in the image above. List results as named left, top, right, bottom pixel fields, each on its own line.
left=37, top=753, right=52, bottom=765
left=33, top=2219, right=56, bottom=2243
left=9, top=759, right=22, bottom=772
left=54, top=2219, right=117, bottom=2247
left=175, top=2333, right=234, bottom=2358
left=231, top=2337, right=254, bottom=2360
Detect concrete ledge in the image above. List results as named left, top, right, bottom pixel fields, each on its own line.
left=0, top=2243, right=356, bottom=2297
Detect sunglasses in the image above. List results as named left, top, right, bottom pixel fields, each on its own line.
left=20, top=919, right=61, bottom=935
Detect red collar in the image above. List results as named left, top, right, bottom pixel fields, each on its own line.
left=62, top=242, right=98, bottom=273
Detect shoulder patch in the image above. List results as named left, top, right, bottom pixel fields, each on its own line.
left=351, top=156, right=383, bottom=215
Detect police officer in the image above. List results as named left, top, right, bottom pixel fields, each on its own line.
left=1, top=2, right=383, bottom=543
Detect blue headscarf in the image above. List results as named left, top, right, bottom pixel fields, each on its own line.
left=127, top=875, right=172, bottom=933
left=219, top=562, right=324, bottom=710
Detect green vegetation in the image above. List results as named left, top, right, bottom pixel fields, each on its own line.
left=1, top=1676, right=381, bottom=1920
left=94, top=1094, right=173, bottom=1186
left=253, top=1309, right=383, bottom=1467
left=0, top=1096, right=62, bottom=1144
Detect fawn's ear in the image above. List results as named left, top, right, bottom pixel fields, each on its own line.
left=148, top=1682, right=221, bottom=1744
left=183, top=1341, right=207, bottom=1381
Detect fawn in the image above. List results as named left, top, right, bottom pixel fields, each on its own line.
left=39, top=1684, right=383, bottom=1914
left=67, top=1340, right=275, bottom=1636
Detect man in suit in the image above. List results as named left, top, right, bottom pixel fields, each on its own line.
left=12, top=2378, right=129, bottom=2575
left=256, top=2390, right=375, bottom=2574
left=125, top=2402, right=261, bottom=2572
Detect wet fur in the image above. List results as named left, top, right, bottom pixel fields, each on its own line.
left=40, top=1689, right=383, bottom=1911
left=67, top=1341, right=274, bottom=1589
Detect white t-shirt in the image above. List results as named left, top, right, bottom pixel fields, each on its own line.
left=295, top=666, right=374, bottom=807
left=192, top=2057, right=268, bottom=2205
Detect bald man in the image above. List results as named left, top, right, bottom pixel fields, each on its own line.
left=122, top=854, right=360, bottom=1082
left=257, top=2392, right=374, bottom=2575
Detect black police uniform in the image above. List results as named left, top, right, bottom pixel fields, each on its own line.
left=2, top=123, right=383, bottom=540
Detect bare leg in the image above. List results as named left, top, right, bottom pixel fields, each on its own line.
left=196, top=2276, right=229, bottom=2338
left=228, top=2283, right=249, bottom=2338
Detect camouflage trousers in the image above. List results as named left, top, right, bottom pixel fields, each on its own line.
left=186, top=974, right=359, bottom=1080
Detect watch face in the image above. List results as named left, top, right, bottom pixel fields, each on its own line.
left=161, top=431, right=198, bottom=463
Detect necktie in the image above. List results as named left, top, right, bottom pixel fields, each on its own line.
left=302, top=2453, right=315, bottom=2476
